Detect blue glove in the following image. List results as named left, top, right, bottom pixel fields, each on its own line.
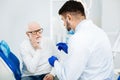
left=48, top=56, right=58, bottom=67
left=56, top=42, right=68, bottom=54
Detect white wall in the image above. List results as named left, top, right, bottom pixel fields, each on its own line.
left=88, top=0, right=102, bottom=27
left=0, top=0, right=50, bottom=56
left=101, top=0, right=120, bottom=69
left=50, top=0, right=67, bottom=44
left=102, top=0, right=120, bottom=46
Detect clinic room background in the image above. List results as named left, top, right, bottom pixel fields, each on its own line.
left=0, top=0, right=120, bottom=77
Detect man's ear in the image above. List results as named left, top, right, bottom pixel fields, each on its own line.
left=66, top=13, right=72, bottom=22
left=26, top=32, right=30, bottom=37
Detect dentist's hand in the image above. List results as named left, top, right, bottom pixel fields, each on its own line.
left=56, top=42, right=68, bottom=54
left=48, top=56, right=58, bottom=67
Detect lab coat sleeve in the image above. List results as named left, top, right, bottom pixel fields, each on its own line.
left=54, top=61, right=67, bottom=80
left=54, top=34, right=91, bottom=80
left=50, top=68, right=56, bottom=76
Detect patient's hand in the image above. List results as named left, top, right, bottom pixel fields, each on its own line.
left=43, top=74, right=54, bottom=80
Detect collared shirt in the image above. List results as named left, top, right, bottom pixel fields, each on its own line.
left=54, top=19, right=114, bottom=80
left=20, top=37, right=55, bottom=77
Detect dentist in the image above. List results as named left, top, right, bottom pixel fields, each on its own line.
left=48, top=1, right=114, bottom=80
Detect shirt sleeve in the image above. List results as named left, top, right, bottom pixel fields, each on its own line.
left=20, top=43, right=42, bottom=73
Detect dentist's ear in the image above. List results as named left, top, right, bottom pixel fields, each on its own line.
left=66, top=17, right=69, bottom=22
left=66, top=14, right=72, bottom=22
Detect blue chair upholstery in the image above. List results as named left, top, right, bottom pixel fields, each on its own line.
left=0, top=40, right=21, bottom=80
left=118, top=76, right=120, bottom=80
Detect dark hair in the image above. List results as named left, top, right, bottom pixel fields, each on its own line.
left=58, top=0, right=85, bottom=16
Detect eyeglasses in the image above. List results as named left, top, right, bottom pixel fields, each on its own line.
left=27, top=28, right=43, bottom=35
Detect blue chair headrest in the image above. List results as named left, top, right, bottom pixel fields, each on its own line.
left=118, top=76, right=120, bottom=80
left=0, top=40, right=21, bottom=80
left=0, top=40, right=10, bottom=57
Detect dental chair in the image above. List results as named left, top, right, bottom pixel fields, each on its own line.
left=0, top=57, right=15, bottom=80
left=0, top=40, right=21, bottom=80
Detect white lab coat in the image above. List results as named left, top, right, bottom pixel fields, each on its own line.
left=54, top=20, right=114, bottom=80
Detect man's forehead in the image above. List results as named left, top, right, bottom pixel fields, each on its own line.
left=28, top=22, right=41, bottom=31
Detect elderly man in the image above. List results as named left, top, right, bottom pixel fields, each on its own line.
left=20, top=22, right=55, bottom=80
